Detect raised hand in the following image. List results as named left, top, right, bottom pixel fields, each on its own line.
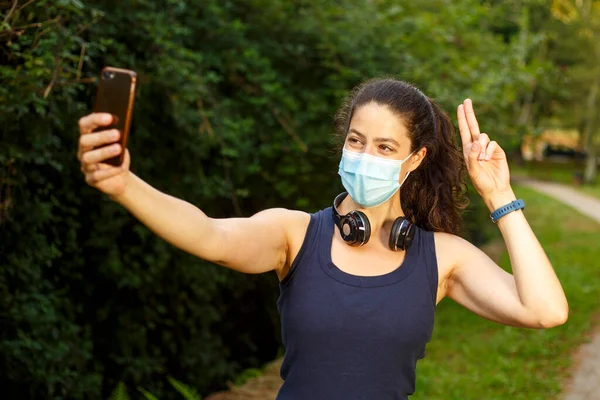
left=77, top=113, right=131, bottom=197
left=457, top=99, right=512, bottom=203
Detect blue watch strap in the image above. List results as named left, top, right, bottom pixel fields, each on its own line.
left=490, top=199, right=525, bottom=223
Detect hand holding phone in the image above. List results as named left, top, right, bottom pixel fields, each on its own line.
left=77, top=67, right=137, bottom=197
left=92, top=66, right=137, bottom=166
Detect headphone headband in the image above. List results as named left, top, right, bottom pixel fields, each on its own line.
left=332, top=192, right=349, bottom=231
left=331, top=192, right=415, bottom=251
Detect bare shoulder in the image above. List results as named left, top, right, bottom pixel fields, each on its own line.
left=253, top=208, right=311, bottom=280
left=433, top=231, right=472, bottom=250
left=251, top=207, right=310, bottom=232
left=280, top=209, right=312, bottom=258
left=432, top=231, right=479, bottom=301
left=248, top=207, right=311, bottom=249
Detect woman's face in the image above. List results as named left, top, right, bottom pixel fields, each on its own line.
left=344, top=102, right=413, bottom=160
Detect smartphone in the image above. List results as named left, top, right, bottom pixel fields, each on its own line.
left=93, top=66, right=137, bottom=166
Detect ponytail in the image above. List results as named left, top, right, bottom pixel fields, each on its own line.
left=401, top=99, right=469, bottom=234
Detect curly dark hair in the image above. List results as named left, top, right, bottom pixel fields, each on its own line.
left=334, top=78, right=469, bottom=234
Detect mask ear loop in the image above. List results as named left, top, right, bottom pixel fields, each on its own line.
left=400, top=171, right=410, bottom=186
left=400, top=171, right=411, bottom=187
left=399, top=151, right=415, bottom=188
left=401, top=150, right=415, bottom=163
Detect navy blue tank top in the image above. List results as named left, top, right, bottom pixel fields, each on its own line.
left=276, top=207, right=438, bottom=399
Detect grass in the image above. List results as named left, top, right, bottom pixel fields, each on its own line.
left=412, top=185, right=600, bottom=400
left=510, top=160, right=583, bottom=184
left=511, top=160, right=580, bottom=184
left=510, top=160, right=600, bottom=200
left=581, top=185, right=600, bottom=199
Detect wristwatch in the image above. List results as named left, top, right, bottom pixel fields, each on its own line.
left=490, top=199, right=525, bottom=224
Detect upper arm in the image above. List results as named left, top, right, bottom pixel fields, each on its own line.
left=435, top=232, right=539, bottom=328
left=202, top=208, right=309, bottom=275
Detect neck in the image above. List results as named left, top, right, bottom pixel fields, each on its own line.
left=339, top=191, right=405, bottom=246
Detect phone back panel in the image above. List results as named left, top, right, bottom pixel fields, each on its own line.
left=93, top=67, right=137, bottom=166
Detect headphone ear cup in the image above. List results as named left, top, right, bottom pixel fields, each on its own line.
left=340, top=211, right=371, bottom=246
left=352, top=211, right=371, bottom=246
left=389, top=217, right=415, bottom=251
left=389, top=218, right=404, bottom=251
left=402, top=223, right=416, bottom=251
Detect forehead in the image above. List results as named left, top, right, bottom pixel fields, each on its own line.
left=349, top=102, right=410, bottom=141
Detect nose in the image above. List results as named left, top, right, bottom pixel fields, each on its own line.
left=364, top=143, right=378, bottom=157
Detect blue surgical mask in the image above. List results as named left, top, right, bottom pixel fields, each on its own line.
left=338, top=148, right=414, bottom=208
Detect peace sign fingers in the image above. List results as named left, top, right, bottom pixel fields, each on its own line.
left=464, top=99, right=481, bottom=138
left=457, top=98, right=481, bottom=148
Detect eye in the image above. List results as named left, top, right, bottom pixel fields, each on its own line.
left=347, top=137, right=362, bottom=145
left=379, top=144, right=394, bottom=153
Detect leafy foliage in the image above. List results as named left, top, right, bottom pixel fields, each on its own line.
left=0, top=0, right=593, bottom=399
left=137, top=388, right=160, bottom=400
left=110, top=382, right=132, bottom=400
left=167, top=377, right=202, bottom=400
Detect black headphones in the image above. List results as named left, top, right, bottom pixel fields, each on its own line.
left=332, top=192, right=416, bottom=251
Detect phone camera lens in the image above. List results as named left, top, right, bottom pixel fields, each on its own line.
left=102, top=71, right=115, bottom=80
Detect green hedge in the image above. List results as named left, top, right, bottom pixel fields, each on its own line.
left=0, top=0, right=562, bottom=398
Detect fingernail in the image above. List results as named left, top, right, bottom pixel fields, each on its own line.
left=111, top=130, right=119, bottom=139
left=472, top=142, right=479, bottom=150
left=102, top=114, right=112, bottom=123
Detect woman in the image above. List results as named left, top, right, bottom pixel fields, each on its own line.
left=77, top=78, right=568, bottom=399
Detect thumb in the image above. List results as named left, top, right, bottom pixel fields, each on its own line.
left=467, top=141, right=481, bottom=172
left=122, top=149, right=131, bottom=171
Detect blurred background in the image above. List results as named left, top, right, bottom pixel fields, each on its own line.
left=1, top=0, right=600, bottom=399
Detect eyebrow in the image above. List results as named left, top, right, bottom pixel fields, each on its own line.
left=348, top=128, right=400, bottom=147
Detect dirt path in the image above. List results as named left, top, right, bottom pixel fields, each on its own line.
left=517, top=178, right=600, bottom=222
left=515, top=178, right=600, bottom=400
left=205, top=359, right=282, bottom=400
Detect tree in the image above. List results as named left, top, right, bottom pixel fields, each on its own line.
left=551, top=0, right=600, bottom=183
left=0, top=1, right=560, bottom=398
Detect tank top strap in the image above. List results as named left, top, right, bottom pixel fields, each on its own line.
left=279, top=208, right=329, bottom=287
left=412, top=226, right=439, bottom=306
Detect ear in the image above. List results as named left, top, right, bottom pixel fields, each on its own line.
left=407, top=147, right=427, bottom=173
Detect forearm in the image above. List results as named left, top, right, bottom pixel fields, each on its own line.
left=110, top=173, right=217, bottom=258
left=486, top=189, right=568, bottom=324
